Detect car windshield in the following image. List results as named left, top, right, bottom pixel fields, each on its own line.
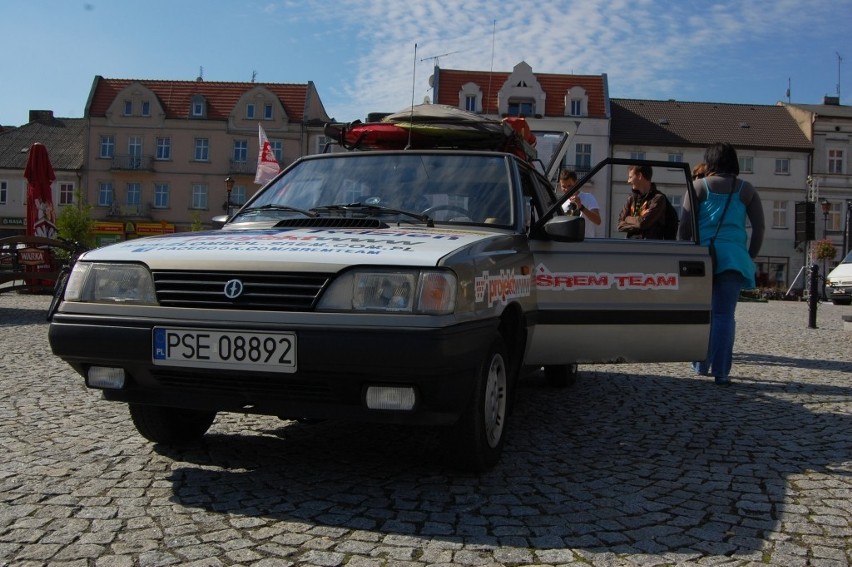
left=232, top=153, right=515, bottom=227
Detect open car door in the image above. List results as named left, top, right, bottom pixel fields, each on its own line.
left=524, top=158, right=712, bottom=366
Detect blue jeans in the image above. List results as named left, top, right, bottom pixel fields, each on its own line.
left=693, top=270, right=744, bottom=380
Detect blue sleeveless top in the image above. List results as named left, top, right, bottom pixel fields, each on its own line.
left=697, top=179, right=755, bottom=288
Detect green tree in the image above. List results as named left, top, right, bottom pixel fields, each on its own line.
left=56, top=191, right=95, bottom=248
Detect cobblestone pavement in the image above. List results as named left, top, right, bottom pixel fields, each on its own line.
left=1, top=293, right=850, bottom=567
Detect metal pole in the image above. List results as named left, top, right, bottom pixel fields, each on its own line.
left=822, top=207, right=829, bottom=301
left=808, top=263, right=819, bottom=328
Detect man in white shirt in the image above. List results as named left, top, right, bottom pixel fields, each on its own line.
left=559, top=169, right=602, bottom=238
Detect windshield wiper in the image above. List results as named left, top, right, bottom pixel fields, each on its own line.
left=311, top=203, right=434, bottom=227
left=236, top=204, right=318, bottom=218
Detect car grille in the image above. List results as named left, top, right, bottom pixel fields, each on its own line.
left=152, top=270, right=330, bottom=311
left=150, top=368, right=336, bottom=403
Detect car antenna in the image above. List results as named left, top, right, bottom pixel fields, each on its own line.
left=406, top=43, right=417, bottom=150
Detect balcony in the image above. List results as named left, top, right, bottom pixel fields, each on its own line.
left=106, top=202, right=151, bottom=219
left=229, top=160, right=257, bottom=175
left=112, top=154, right=154, bottom=171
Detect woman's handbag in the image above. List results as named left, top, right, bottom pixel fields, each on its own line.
left=707, top=177, right=737, bottom=274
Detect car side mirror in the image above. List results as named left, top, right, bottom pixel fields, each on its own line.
left=543, top=215, right=585, bottom=242
left=211, top=215, right=229, bottom=229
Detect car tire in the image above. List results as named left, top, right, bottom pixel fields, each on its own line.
left=544, top=364, right=578, bottom=387
left=448, top=334, right=510, bottom=473
left=128, top=404, right=216, bottom=445
left=831, top=297, right=852, bottom=306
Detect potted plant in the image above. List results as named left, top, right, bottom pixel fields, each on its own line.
left=813, top=239, right=837, bottom=261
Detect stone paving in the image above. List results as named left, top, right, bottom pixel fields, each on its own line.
left=0, top=293, right=850, bottom=567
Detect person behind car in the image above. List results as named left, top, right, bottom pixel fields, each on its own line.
left=678, top=142, right=765, bottom=386
left=692, top=162, right=708, bottom=180
left=558, top=169, right=602, bottom=238
left=617, top=165, right=667, bottom=239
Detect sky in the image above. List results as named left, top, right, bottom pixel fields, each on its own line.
left=2, top=0, right=851, bottom=127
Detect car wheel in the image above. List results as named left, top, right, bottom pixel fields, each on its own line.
left=544, top=364, right=578, bottom=387
left=448, top=335, right=509, bottom=473
left=831, top=297, right=852, bottom=306
left=128, top=404, right=216, bottom=445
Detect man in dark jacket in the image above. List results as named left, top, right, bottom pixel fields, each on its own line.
left=617, top=165, right=668, bottom=239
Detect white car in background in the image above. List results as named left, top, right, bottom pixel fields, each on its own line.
left=826, top=250, right=852, bottom=305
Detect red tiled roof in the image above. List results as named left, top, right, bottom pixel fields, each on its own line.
left=611, top=98, right=813, bottom=151
left=434, top=68, right=608, bottom=118
left=86, top=77, right=311, bottom=123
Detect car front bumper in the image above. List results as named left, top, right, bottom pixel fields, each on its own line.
left=49, top=312, right=498, bottom=426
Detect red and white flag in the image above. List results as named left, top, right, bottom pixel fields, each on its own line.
left=254, top=124, right=281, bottom=185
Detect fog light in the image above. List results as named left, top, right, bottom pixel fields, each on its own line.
left=365, top=386, right=416, bottom=410
left=87, top=366, right=126, bottom=389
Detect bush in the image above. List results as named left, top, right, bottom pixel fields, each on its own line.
left=56, top=191, right=95, bottom=249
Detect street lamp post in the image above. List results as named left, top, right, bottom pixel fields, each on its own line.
left=224, top=176, right=235, bottom=217
left=820, top=199, right=831, bottom=301
left=844, top=200, right=852, bottom=260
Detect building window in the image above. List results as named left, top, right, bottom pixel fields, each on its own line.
left=98, top=182, right=113, bottom=207
left=59, top=182, right=74, bottom=205
left=231, top=185, right=247, bottom=206
left=123, top=100, right=133, bottom=116
left=191, top=184, right=208, bottom=209
left=141, top=101, right=150, bottom=116
left=264, top=104, right=273, bottom=120
left=775, top=158, right=790, bottom=174
left=194, top=138, right=210, bottom=161
left=156, top=137, right=171, bottom=160
left=246, top=104, right=255, bottom=119
left=739, top=156, right=754, bottom=173
left=629, top=151, right=645, bottom=161
left=128, top=136, right=143, bottom=168
left=667, top=153, right=683, bottom=164
left=154, top=183, right=170, bottom=208
left=465, top=95, right=476, bottom=112
left=315, top=136, right=330, bottom=154
left=575, top=143, right=592, bottom=173
left=772, top=201, right=788, bottom=229
left=271, top=141, right=283, bottom=162
left=190, top=95, right=206, bottom=118
left=0, top=180, right=7, bottom=204
left=126, top=182, right=141, bottom=207
left=99, top=135, right=115, bottom=159
left=828, top=149, right=844, bottom=174
left=827, top=202, right=841, bottom=231
left=507, top=100, right=534, bottom=117
left=233, top=140, right=248, bottom=162
left=569, top=99, right=582, bottom=116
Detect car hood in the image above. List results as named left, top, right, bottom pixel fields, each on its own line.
left=80, top=226, right=502, bottom=270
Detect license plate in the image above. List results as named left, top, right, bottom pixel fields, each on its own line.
left=153, top=327, right=297, bottom=373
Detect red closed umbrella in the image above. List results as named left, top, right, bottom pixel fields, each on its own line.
left=24, top=142, right=57, bottom=239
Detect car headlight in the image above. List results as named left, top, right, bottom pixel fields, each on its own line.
left=318, top=269, right=456, bottom=314
left=64, top=262, right=157, bottom=305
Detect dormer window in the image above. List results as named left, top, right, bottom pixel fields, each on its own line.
left=123, top=100, right=133, bottom=116
left=141, top=101, right=150, bottom=116
left=507, top=99, right=535, bottom=117
left=565, top=86, right=588, bottom=117
left=246, top=104, right=255, bottom=119
left=569, top=99, right=582, bottom=116
left=191, top=94, right=207, bottom=118
left=459, top=82, right=483, bottom=114
left=264, top=104, right=273, bottom=120
left=464, top=95, right=476, bottom=112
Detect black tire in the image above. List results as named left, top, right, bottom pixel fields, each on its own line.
left=544, top=364, right=578, bottom=388
left=128, top=404, right=216, bottom=445
left=831, top=297, right=852, bottom=306
left=448, top=335, right=510, bottom=473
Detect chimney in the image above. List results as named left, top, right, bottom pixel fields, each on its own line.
left=823, top=96, right=840, bottom=106
left=29, top=110, right=55, bottom=122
